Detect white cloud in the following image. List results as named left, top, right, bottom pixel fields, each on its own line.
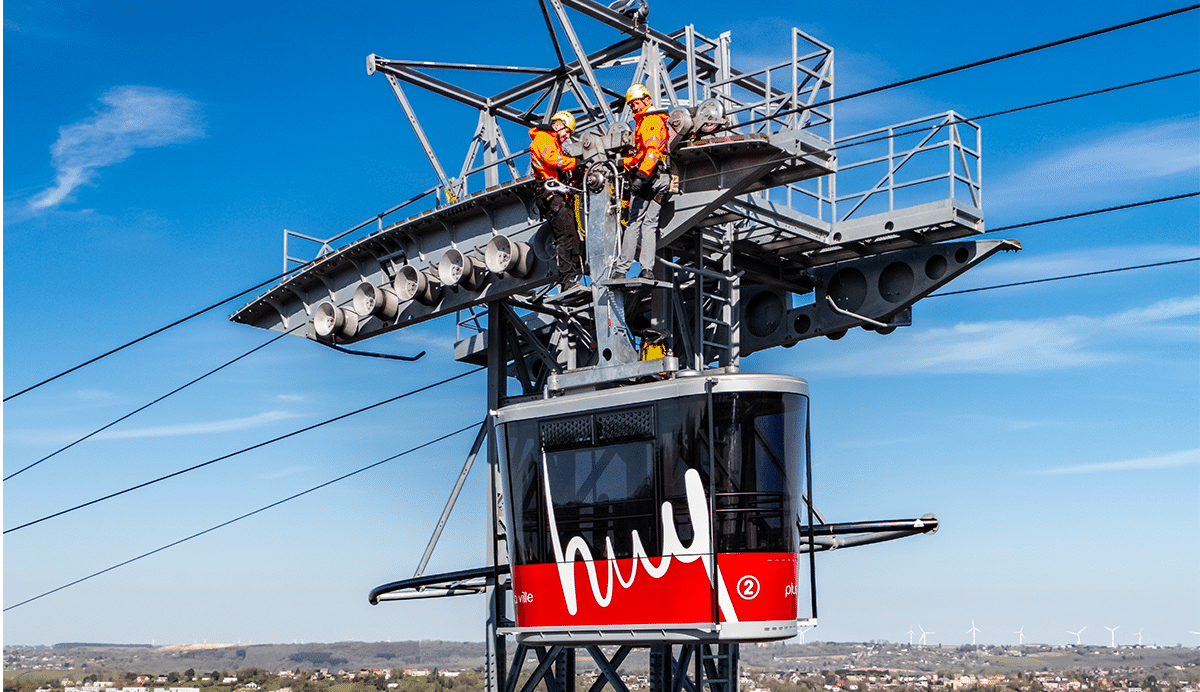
left=72, top=389, right=119, bottom=402
left=987, top=118, right=1200, bottom=211
left=30, top=85, right=205, bottom=210
left=93, top=410, right=301, bottom=440
left=801, top=294, right=1200, bottom=376
left=257, top=466, right=311, bottom=480
left=1035, top=448, right=1200, bottom=475
left=391, top=329, right=458, bottom=353
left=955, top=244, right=1199, bottom=291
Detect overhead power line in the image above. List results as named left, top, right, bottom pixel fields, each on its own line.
left=3, top=367, right=486, bottom=535
left=931, top=257, right=1200, bottom=297
left=2, top=421, right=482, bottom=613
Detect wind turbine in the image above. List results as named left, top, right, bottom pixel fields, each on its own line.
left=908, top=626, right=915, bottom=645
left=1067, top=627, right=1086, bottom=645
left=798, top=624, right=813, bottom=644
left=967, top=620, right=981, bottom=645
left=1015, top=626, right=1025, bottom=645
left=1135, top=629, right=1143, bottom=646
left=918, top=625, right=934, bottom=646
left=1104, top=625, right=1119, bottom=647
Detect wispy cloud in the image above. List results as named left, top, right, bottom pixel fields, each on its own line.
left=1035, top=448, right=1200, bottom=475
left=800, top=295, right=1200, bottom=376
left=30, top=85, right=205, bottom=210
left=275, top=394, right=306, bottom=403
left=392, top=329, right=458, bottom=353
left=958, top=245, right=1198, bottom=289
left=257, top=466, right=311, bottom=481
left=93, top=411, right=301, bottom=440
left=72, top=389, right=119, bottom=402
left=988, top=117, right=1200, bottom=212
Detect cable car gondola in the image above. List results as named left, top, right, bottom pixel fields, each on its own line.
left=493, top=371, right=814, bottom=644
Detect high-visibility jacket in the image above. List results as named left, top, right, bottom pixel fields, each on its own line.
left=529, top=127, right=577, bottom=182
left=623, top=110, right=669, bottom=177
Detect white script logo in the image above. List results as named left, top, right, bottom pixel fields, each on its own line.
left=542, top=456, right=739, bottom=621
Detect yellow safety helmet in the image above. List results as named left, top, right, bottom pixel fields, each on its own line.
left=551, top=110, right=576, bottom=132
left=625, top=83, right=651, bottom=103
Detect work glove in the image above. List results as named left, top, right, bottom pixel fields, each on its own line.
left=632, top=170, right=652, bottom=196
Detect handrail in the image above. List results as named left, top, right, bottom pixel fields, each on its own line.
left=831, top=111, right=981, bottom=223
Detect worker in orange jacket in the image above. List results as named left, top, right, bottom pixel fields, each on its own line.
left=613, top=83, right=670, bottom=280
left=529, top=110, right=582, bottom=289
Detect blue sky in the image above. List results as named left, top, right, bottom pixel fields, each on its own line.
left=4, top=0, right=1198, bottom=649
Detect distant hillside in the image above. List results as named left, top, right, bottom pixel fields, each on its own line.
left=738, top=641, right=1200, bottom=675
left=5, top=641, right=1199, bottom=677
left=4, top=641, right=486, bottom=674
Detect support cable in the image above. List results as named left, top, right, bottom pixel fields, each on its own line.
left=2, top=422, right=479, bottom=613
left=3, top=327, right=303, bottom=482
left=1, top=269, right=304, bottom=402
left=683, top=70, right=1200, bottom=189
left=3, top=367, right=486, bottom=535
left=830, top=69, right=1200, bottom=153
left=8, top=29, right=1196, bottom=403
left=985, top=192, right=1200, bottom=234
left=930, top=257, right=1199, bottom=297
left=718, top=3, right=1200, bottom=133
left=2, top=184, right=439, bottom=403
left=9, top=60, right=1193, bottom=404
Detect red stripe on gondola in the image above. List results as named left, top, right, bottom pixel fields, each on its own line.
left=511, top=552, right=798, bottom=628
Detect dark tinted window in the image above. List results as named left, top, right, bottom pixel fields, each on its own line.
left=503, top=391, right=806, bottom=564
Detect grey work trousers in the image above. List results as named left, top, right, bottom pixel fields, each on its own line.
left=615, top=175, right=669, bottom=276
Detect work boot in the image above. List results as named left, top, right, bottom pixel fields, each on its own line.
left=610, top=270, right=626, bottom=280
left=639, top=268, right=655, bottom=280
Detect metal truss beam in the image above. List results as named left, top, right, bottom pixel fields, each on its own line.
left=373, top=62, right=530, bottom=125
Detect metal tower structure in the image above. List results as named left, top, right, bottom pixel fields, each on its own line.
left=231, top=1, right=1018, bottom=691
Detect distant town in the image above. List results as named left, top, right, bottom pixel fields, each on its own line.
left=5, top=642, right=1198, bottom=692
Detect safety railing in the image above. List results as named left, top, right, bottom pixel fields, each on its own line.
left=282, top=26, right=842, bottom=273
left=455, top=304, right=488, bottom=347
left=831, top=111, right=981, bottom=223
left=282, top=183, right=444, bottom=274
left=704, top=28, right=834, bottom=142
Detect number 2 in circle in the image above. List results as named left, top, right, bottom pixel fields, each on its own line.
left=737, top=575, right=760, bottom=600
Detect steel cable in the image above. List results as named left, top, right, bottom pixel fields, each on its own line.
left=3, top=326, right=305, bottom=482
left=6, top=8, right=1196, bottom=401
left=680, top=70, right=1200, bottom=189
left=718, top=4, right=1200, bottom=133
left=3, top=367, right=485, bottom=535
left=930, top=257, right=1200, bottom=297
left=2, top=421, right=481, bottom=612
left=2, top=268, right=300, bottom=402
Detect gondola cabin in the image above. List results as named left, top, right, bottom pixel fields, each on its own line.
left=494, top=372, right=815, bottom=644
